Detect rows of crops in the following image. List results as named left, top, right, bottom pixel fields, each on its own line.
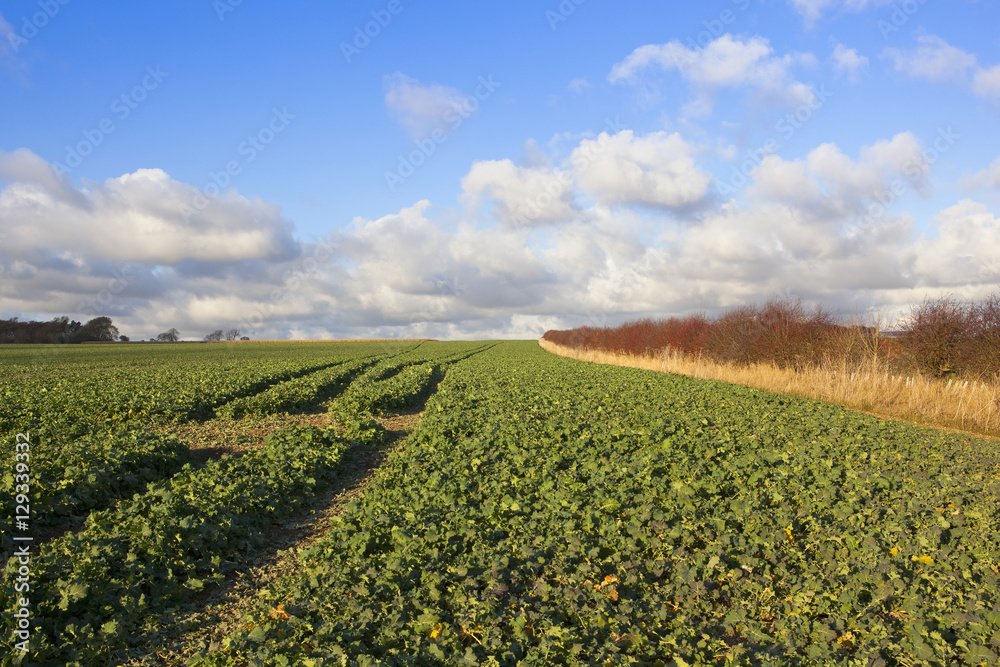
left=328, top=342, right=494, bottom=445
left=1, top=341, right=410, bottom=433
left=3, top=340, right=999, bottom=665
left=0, top=342, right=423, bottom=536
left=1, top=340, right=488, bottom=664
left=193, top=341, right=1000, bottom=665
left=12, top=425, right=351, bottom=664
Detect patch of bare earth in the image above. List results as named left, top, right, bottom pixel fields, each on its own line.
left=156, top=411, right=335, bottom=462
left=122, top=405, right=425, bottom=666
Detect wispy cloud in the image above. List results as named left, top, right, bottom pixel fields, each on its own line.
left=787, top=0, right=892, bottom=29
left=882, top=34, right=978, bottom=83
left=973, top=64, right=1000, bottom=103
left=882, top=34, right=1000, bottom=105
left=383, top=72, right=469, bottom=139
left=962, top=157, right=1000, bottom=191
left=0, top=11, right=29, bottom=78
left=609, top=34, right=819, bottom=115
left=832, top=42, right=869, bottom=82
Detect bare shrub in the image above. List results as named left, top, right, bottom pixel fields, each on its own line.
left=702, top=305, right=759, bottom=365
left=963, top=294, right=1000, bottom=381
left=699, top=298, right=840, bottom=369
left=897, top=296, right=969, bottom=377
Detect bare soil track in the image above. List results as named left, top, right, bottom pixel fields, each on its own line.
left=123, top=406, right=424, bottom=666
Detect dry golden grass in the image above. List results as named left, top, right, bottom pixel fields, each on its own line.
left=539, top=338, right=1000, bottom=438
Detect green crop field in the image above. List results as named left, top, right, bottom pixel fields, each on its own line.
left=2, top=341, right=999, bottom=665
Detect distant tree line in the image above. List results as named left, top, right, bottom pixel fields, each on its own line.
left=1, top=317, right=252, bottom=345
left=0, top=316, right=121, bottom=344
left=146, top=328, right=249, bottom=342
left=203, top=328, right=245, bottom=342
left=151, top=328, right=181, bottom=342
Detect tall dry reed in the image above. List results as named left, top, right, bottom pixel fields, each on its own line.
left=538, top=338, right=1000, bottom=438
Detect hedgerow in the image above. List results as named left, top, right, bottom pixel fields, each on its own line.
left=544, top=293, right=1000, bottom=382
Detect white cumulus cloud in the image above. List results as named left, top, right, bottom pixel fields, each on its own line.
left=461, top=160, right=577, bottom=227
left=2, top=130, right=998, bottom=342
left=571, top=130, right=712, bottom=209
left=0, top=151, right=297, bottom=265
left=748, top=132, right=931, bottom=219
left=910, top=200, right=1000, bottom=288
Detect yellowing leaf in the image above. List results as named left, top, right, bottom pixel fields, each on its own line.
left=430, top=623, right=444, bottom=638
left=269, top=603, right=292, bottom=620
left=912, top=555, right=935, bottom=565
left=890, top=547, right=899, bottom=556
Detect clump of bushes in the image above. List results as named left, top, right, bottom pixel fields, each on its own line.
left=545, top=298, right=846, bottom=371
left=898, top=295, right=1000, bottom=379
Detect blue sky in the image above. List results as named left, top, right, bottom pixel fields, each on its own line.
left=1, top=0, right=999, bottom=340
